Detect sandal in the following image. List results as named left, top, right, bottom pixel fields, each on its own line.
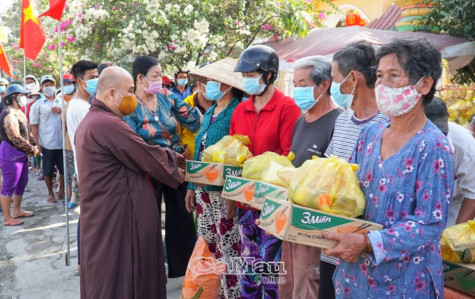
left=56, top=192, right=65, bottom=200
left=5, top=219, right=24, bottom=226
left=47, top=195, right=57, bottom=203
left=13, top=211, right=34, bottom=218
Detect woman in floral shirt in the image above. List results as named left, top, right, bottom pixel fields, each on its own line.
left=324, top=39, right=454, bottom=298
left=125, top=56, right=200, bottom=278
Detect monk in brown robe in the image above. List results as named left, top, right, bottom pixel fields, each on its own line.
left=75, top=66, right=185, bottom=299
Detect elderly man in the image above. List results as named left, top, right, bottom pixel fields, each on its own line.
left=75, top=66, right=185, bottom=299
left=279, top=56, right=342, bottom=298
left=320, top=41, right=391, bottom=299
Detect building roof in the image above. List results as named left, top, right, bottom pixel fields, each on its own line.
left=367, top=4, right=402, bottom=30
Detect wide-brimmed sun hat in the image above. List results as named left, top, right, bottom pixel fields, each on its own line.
left=190, top=57, right=244, bottom=92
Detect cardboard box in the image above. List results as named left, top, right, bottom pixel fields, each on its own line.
left=221, top=176, right=288, bottom=210
left=443, top=261, right=475, bottom=296
left=185, top=161, right=242, bottom=186
left=258, top=197, right=383, bottom=249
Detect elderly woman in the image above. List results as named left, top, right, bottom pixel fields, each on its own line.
left=185, top=57, right=244, bottom=299
left=0, top=85, right=38, bottom=226
left=125, top=56, right=200, bottom=278
left=324, top=39, right=454, bottom=298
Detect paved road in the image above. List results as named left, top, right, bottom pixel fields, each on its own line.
left=0, top=172, right=184, bottom=298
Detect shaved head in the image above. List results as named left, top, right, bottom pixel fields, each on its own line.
left=97, top=66, right=132, bottom=97
left=96, top=66, right=135, bottom=117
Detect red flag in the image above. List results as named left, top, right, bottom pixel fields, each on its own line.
left=20, top=0, right=46, bottom=61
left=39, top=0, right=67, bottom=21
left=0, top=44, right=13, bottom=77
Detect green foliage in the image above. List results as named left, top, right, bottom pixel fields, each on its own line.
left=0, top=0, right=336, bottom=78
left=420, top=0, right=475, bottom=84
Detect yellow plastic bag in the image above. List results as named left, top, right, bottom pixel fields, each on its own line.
left=441, top=220, right=475, bottom=263
left=242, top=152, right=295, bottom=187
left=289, top=155, right=366, bottom=218
left=181, top=236, right=225, bottom=299
left=202, top=135, right=253, bottom=166
left=276, top=167, right=297, bottom=188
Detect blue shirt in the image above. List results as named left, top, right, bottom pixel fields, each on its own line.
left=124, top=90, right=200, bottom=153
left=170, top=86, right=192, bottom=101
left=333, top=121, right=454, bottom=298
left=29, top=94, right=63, bottom=149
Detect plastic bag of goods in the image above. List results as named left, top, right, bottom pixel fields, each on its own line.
left=242, top=151, right=295, bottom=187
left=202, top=134, right=253, bottom=166
left=181, top=236, right=225, bottom=299
left=276, top=167, right=297, bottom=188
left=289, top=155, right=366, bottom=218
left=441, top=220, right=475, bottom=263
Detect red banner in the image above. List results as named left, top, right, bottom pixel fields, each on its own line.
left=0, top=44, right=13, bottom=77
left=20, top=0, right=46, bottom=61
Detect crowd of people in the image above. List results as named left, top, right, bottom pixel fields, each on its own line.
left=0, top=37, right=474, bottom=299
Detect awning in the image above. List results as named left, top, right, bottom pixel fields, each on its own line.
left=262, top=26, right=467, bottom=60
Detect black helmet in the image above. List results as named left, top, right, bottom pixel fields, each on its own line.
left=234, top=45, right=279, bottom=84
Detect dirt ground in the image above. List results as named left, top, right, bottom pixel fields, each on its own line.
left=0, top=171, right=183, bottom=299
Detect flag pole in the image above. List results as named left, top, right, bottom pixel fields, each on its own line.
left=57, top=20, right=71, bottom=266
left=23, top=51, right=26, bottom=81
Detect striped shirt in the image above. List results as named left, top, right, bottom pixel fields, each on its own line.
left=321, top=109, right=390, bottom=265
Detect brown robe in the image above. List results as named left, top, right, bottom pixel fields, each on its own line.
left=76, top=99, right=181, bottom=299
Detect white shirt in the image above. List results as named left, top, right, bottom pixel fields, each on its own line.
left=29, top=95, right=63, bottom=149
left=66, top=98, right=91, bottom=173
left=446, top=122, right=475, bottom=227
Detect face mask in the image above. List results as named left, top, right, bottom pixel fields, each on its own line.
left=43, top=86, right=56, bottom=97
left=17, top=95, right=27, bottom=108
left=25, top=83, right=35, bottom=91
left=330, top=73, right=355, bottom=108
left=143, top=76, right=162, bottom=94
left=205, top=81, right=230, bottom=101
left=376, top=79, right=423, bottom=117
left=293, top=86, right=323, bottom=111
left=0, top=86, right=5, bottom=93
left=243, top=75, right=266, bottom=95
left=63, top=85, right=75, bottom=95
left=115, top=90, right=138, bottom=116
left=177, top=79, right=188, bottom=86
left=84, top=78, right=98, bottom=95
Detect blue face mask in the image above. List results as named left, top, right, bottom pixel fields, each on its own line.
left=243, top=75, right=266, bottom=95
left=293, top=86, right=323, bottom=111
left=330, top=73, right=355, bottom=108
left=0, top=86, right=5, bottom=93
left=205, top=81, right=229, bottom=101
left=63, top=85, right=75, bottom=95
left=84, top=78, right=98, bottom=95
left=177, top=79, right=188, bottom=86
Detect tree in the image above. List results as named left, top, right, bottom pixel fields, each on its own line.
left=420, top=0, right=475, bottom=84
left=1, top=0, right=336, bottom=79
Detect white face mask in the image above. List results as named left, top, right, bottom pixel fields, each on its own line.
left=375, top=78, right=423, bottom=117
left=18, top=96, right=27, bottom=107
left=43, top=86, right=56, bottom=98
left=25, top=83, right=35, bottom=91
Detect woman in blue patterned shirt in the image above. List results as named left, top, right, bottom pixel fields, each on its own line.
left=125, top=56, right=200, bottom=278
left=324, top=39, right=454, bottom=298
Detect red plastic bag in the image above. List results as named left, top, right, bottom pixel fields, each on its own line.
left=181, top=236, right=225, bottom=298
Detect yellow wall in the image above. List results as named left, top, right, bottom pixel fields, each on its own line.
left=314, top=0, right=394, bottom=24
